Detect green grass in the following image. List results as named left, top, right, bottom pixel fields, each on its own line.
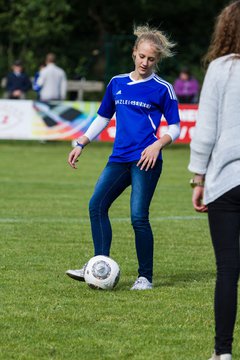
left=0, top=141, right=239, bottom=360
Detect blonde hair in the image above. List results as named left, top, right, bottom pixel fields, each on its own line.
left=133, top=24, right=176, bottom=61
left=203, top=0, right=240, bottom=68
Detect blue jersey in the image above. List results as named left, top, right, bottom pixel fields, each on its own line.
left=98, top=72, right=180, bottom=162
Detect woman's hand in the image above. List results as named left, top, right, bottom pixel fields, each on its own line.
left=137, top=141, right=162, bottom=171
left=68, top=146, right=82, bottom=169
left=192, top=186, right=208, bottom=212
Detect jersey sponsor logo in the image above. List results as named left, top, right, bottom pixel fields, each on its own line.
left=115, top=99, right=151, bottom=109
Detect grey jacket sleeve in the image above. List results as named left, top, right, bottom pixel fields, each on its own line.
left=188, top=62, right=219, bottom=174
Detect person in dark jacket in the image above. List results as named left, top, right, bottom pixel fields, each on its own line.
left=6, top=60, right=32, bottom=99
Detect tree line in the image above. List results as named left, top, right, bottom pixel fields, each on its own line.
left=0, top=0, right=230, bottom=86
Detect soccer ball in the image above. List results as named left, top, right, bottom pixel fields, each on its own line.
left=84, top=255, right=120, bottom=290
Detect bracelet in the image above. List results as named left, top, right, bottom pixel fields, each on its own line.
left=76, top=142, right=84, bottom=149
left=190, top=178, right=205, bottom=188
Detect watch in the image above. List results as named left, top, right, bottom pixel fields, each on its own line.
left=190, top=178, right=205, bottom=188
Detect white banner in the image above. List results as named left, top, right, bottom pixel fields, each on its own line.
left=0, top=100, right=98, bottom=141
left=0, top=100, right=33, bottom=139
left=0, top=100, right=198, bottom=143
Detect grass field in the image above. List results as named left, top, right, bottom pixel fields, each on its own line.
left=1, top=141, right=239, bottom=360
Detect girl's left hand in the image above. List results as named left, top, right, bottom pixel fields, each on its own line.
left=137, top=141, right=162, bottom=171
left=192, top=186, right=208, bottom=212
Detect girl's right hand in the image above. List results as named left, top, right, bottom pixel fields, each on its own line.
left=68, top=146, right=82, bottom=169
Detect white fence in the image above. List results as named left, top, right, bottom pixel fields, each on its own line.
left=1, top=78, right=104, bottom=101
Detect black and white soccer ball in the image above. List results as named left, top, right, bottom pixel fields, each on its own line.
left=84, top=255, right=120, bottom=290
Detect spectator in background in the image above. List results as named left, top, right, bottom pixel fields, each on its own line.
left=173, top=67, right=199, bottom=103
left=32, top=63, right=45, bottom=100
left=37, top=53, right=67, bottom=101
left=6, top=60, right=32, bottom=99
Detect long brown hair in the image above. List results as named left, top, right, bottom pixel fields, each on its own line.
left=203, top=0, right=240, bottom=68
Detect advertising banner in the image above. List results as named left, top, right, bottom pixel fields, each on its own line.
left=0, top=100, right=33, bottom=140
left=99, top=104, right=198, bottom=143
left=0, top=100, right=198, bottom=143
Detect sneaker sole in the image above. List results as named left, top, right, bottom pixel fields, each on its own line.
left=130, top=287, right=153, bottom=290
left=66, top=271, right=85, bottom=282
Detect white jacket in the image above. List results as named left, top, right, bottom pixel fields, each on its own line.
left=37, top=63, right=67, bottom=101
left=188, top=54, right=240, bottom=204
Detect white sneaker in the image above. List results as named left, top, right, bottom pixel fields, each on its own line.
left=130, top=276, right=153, bottom=290
left=66, top=263, right=87, bottom=282
left=208, top=352, right=232, bottom=360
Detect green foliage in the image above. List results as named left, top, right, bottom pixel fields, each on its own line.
left=0, top=0, right=232, bottom=83
left=0, top=0, right=72, bottom=75
left=12, top=1, right=71, bottom=41
left=1, top=141, right=240, bottom=359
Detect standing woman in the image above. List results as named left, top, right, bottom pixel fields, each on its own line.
left=67, top=25, right=180, bottom=290
left=188, top=1, right=240, bottom=359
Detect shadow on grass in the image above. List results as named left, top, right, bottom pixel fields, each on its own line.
left=116, top=270, right=216, bottom=291
left=155, top=270, right=216, bottom=288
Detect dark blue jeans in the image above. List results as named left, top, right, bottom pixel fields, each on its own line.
left=89, top=160, right=162, bottom=282
left=208, top=185, right=240, bottom=355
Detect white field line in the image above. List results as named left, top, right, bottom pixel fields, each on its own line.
left=0, top=215, right=206, bottom=224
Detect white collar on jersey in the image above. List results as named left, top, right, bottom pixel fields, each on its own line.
left=128, top=72, right=155, bottom=85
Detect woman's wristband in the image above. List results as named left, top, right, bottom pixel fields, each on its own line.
left=76, top=141, right=84, bottom=149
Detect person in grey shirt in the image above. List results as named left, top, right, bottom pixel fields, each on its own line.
left=37, top=53, right=67, bottom=101
left=188, top=1, right=240, bottom=359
